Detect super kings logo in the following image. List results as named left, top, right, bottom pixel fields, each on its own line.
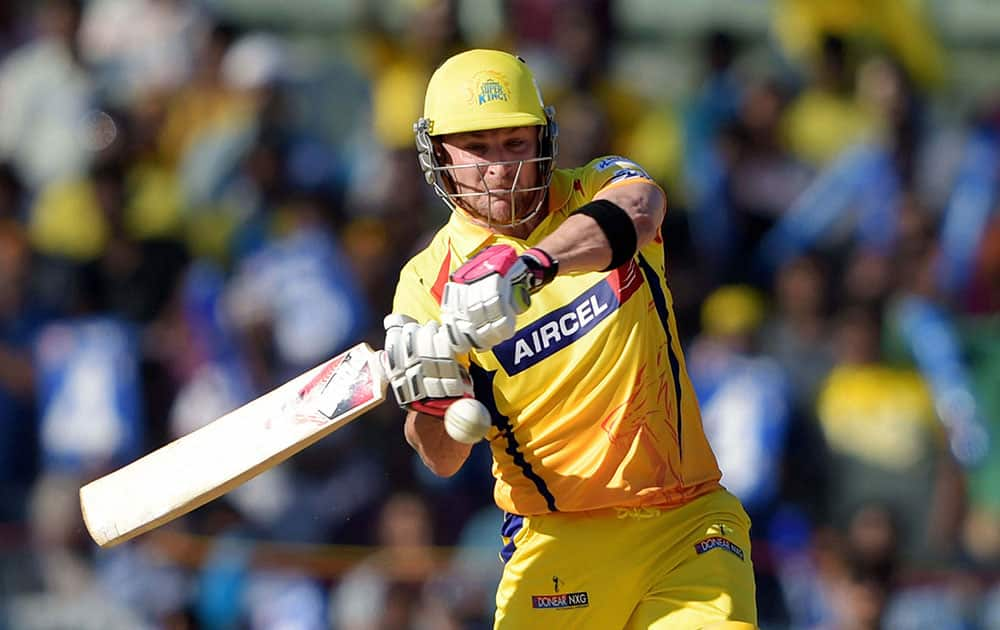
left=478, top=79, right=508, bottom=104
left=531, top=591, right=589, bottom=610
left=467, top=72, right=511, bottom=106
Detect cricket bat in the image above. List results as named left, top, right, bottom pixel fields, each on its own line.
left=79, top=342, right=388, bottom=548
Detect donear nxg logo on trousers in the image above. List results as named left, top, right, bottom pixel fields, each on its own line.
left=531, top=591, right=590, bottom=610
left=694, top=536, right=745, bottom=561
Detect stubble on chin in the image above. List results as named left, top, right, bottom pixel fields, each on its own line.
left=473, top=191, right=541, bottom=225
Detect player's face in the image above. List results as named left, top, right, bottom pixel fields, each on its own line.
left=439, top=126, right=541, bottom=225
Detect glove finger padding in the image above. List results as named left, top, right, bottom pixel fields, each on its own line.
left=383, top=313, right=417, bottom=329
left=383, top=314, right=421, bottom=406
left=442, top=280, right=518, bottom=351
left=400, top=321, right=421, bottom=368
left=382, top=315, right=472, bottom=414
left=383, top=314, right=416, bottom=374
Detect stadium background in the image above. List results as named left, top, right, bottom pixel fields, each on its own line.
left=1, top=0, right=999, bottom=628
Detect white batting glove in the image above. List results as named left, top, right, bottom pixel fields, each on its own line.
left=382, top=314, right=473, bottom=417
left=441, top=245, right=557, bottom=351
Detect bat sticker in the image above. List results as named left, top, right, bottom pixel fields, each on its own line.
left=297, top=351, right=376, bottom=422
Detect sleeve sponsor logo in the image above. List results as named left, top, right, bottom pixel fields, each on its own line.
left=531, top=591, right=590, bottom=609
left=607, top=167, right=652, bottom=185
left=595, top=156, right=651, bottom=182
left=595, top=155, right=630, bottom=171
left=694, top=536, right=745, bottom=561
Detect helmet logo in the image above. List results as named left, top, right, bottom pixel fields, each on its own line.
left=468, top=72, right=510, bottom=106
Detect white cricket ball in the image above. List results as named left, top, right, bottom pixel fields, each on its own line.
left=444, top=398, right=492, bottom=444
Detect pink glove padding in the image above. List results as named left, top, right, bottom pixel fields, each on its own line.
left=451, top=245, right=525, bottom=284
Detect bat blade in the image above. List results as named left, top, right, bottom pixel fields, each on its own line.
left=79, top=342, right=387, bottom=548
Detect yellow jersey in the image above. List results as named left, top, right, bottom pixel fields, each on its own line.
left=392, top=156, right=721, bottom=515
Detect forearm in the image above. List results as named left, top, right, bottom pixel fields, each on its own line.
left=535, top=181, right=665, bottom=274
left=404, top=410, right=473, bottom=477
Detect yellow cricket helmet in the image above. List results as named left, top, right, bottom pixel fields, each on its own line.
left=414, top=49, right=558, bottom=227
left=421, top=49, right=548, bottom=136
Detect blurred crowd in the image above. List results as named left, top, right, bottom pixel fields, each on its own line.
left=0, top=0, right=998, bottom=628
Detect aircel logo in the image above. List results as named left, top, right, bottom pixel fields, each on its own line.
left=531, top=591, right=589, bottom=609
left=494, top=280, right=618, bottom=375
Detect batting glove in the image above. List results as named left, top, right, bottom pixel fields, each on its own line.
left=382, top=314, right=473, bottom=417
left=441, top=245, right=558, bottom=352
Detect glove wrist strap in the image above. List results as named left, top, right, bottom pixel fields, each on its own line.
left=410, top=399, right=452, bottom=417
left=521, top=247, right=559, bottom=292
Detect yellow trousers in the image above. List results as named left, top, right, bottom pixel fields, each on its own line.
left=494, top=490, right=757, bottom=629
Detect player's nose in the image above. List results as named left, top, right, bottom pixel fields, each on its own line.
left=484, top=156, right=519, bottom=182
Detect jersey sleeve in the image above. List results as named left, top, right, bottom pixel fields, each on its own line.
left=571, top=155, right=668, bottom=264
left=577, top=155, right=658, bottom=197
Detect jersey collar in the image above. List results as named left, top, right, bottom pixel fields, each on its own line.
left=446, top=209, right=496, bottom=257
left=446, top=170, right=574, bottom=257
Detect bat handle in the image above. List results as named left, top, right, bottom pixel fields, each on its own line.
left=372, top=349, right=387, bottom=374
left=372, top=349, right=391, bottom=394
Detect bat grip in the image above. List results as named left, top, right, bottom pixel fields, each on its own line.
left=373, top=349, right=390, bottom=390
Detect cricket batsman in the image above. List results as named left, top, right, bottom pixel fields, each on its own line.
left=381, top=49, right=758, bottom=629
